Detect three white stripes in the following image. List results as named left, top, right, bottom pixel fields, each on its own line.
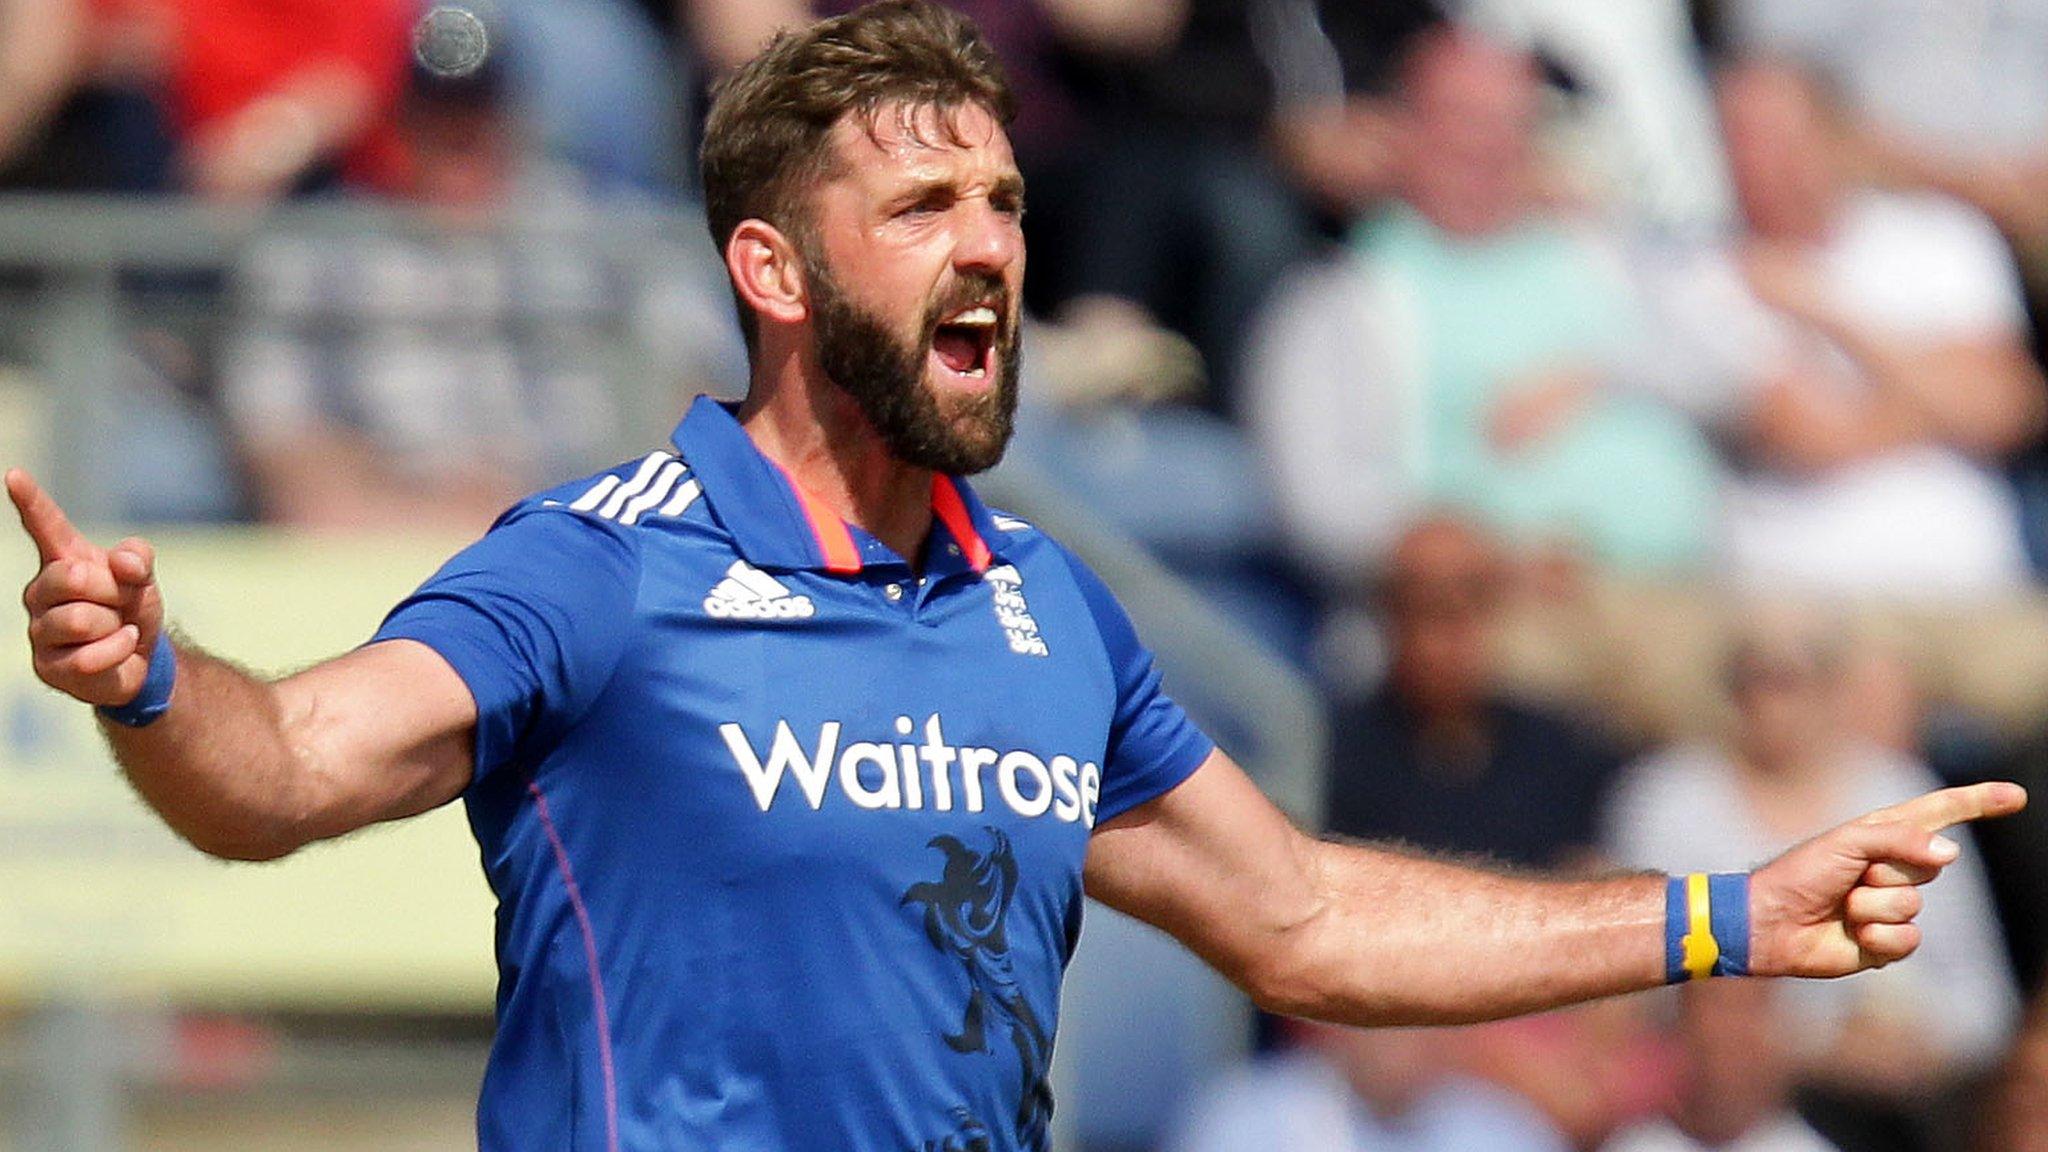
left=568, top=452, right=701, bottom=526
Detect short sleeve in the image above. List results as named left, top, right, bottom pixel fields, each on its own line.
left=1813, top=195, right=2025, bottom=342
left=371, top=504, right=642, bottom=781
left=1058, top=548, right=1216, bottom=825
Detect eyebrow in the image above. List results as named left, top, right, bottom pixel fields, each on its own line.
left=890, top=172, right=1027, bottom=205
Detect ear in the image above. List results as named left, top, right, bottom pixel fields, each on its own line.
left=726, top=220, right=810, bottom=331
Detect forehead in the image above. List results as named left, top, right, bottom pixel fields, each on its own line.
left=823, top=100, right=1018, bottom=191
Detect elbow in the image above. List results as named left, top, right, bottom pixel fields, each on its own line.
left=180, top=822, right=307, bottom=863
left=1236, top=925, right=1336, bottom=1021
left=1244, top=970, right=1320, bottom=1021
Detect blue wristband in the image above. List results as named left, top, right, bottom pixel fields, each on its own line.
left=96, top=630, right=176, bottom=728
left=1709, top=872, right=1751, bottom=977
left=1665, top=871, right=1752, bottom=983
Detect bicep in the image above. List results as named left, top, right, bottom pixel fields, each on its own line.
left=273, top=638, right=477, bottom=839
left=1084, top=750, right=1324, bottom=995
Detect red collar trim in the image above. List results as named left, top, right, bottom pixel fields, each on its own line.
left=771, top=461, right=863, bottom=574
left=931, top=475, right=993, bottom=573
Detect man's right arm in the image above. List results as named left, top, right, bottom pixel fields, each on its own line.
left=9, top=468, right=477, bottom=861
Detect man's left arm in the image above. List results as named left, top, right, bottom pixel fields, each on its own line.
left=1084, top=750, right=2025, bottom=1026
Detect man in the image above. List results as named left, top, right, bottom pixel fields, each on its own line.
left=2, top=4, right=2025, bottom=1150
left=1324, top=515, right=1623, bottom=869
left=1246, top=26, right=1722, bottom=585
left=1648, top=60, right=2044, bottom=596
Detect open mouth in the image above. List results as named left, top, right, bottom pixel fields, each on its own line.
left=931, top=305, right=999, bottom=381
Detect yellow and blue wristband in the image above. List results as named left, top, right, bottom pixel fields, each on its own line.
left=1664, top=872, right=1750, bottom=982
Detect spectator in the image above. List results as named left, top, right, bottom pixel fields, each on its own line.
left=1971, top=724, right=2048, bottom=998
left=0, top=0, right=174, bottom=191
left=1458, top=0, right=1735, bottom=233
left=1723, top=0, right=2048, bottom=175
left=1602, top=607, right=2020, bottom=1152
left=1980, top=993, right=2048, bottom=1152
left=1055, top=0, right=1446, bottom=412
left=1640, top=60, right=2044, bottom=597
left=161, top=0, right=413, bottom=202
left=1604, top=980, right=1842, bottom=1152
left=1720, top=0, right=2048, bottom=578
left=1163, top=1019, right=1571, bottom=1152
left=1311, top=516, right=1658, bottom=1152
left=496, top=0, right=688, bottom=195
left=1324, top=515, right=1625, bottom=869
left=1246, top=24, right=1722, bottom=586
left=218, top=51, right=738, bottom=533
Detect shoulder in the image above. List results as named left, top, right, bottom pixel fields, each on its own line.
left=1601, top=743, right=1738, bottom=840
left=484, top=448, right=722, bottom=552
left=524, top=449, right=704, bottom=529
left=437, top=448, right=719, bottom=594
left=1010, top=529, right=1130, bottom=635
left=1840, top=740, right=1947, bottom=806
left=1612, top=742, right=1732, bottom=792
left=1169, top=1052, right=1350, bottom=1149
left=1849, top=190, right=2006, bottom=251
left=1839, top=191, right=2022, bottom=303
left=1599, top=1120, right=1696, bottom=1152
left=1413, top=1077, right=1574, bottom=1152
left=1497, top=696, right=1613, bottom=740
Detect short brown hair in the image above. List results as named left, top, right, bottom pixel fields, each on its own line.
left=700, top=1, right=1015, bottom=340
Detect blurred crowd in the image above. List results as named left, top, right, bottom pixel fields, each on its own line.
left=6, top=0, right=2048, bottom=1150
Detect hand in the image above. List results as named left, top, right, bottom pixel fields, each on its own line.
left=1488, top=368, right=1596, bottom=454
left=1739, top=242, right=1832, bottom=328
left=6, top=468, right=166, bottom=706
left=1749, top=782, right=2027, bottom=978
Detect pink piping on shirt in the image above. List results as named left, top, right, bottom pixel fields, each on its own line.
left=528, top=780, right=620, bottom=1152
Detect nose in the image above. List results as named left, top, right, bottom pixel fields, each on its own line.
left=952, top=198, right=1023, bottom=277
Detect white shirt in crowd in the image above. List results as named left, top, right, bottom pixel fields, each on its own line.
left=1164, top=1051, right=1571, bottom=1152
left=1602, top=738, right=2021, bottom=1072
left=1639, top=190, right=2034, bottom=598
left=1604, top=1115, right=1841, bottom=1152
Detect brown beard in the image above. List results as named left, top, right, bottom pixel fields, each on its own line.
left=807, top=256, right=1020, bottom=475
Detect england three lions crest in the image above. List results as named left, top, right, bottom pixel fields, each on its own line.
left=983, top=565, right=1047, bottom=657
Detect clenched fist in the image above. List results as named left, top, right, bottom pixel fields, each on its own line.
left=7, top=468, right=167, bottom=707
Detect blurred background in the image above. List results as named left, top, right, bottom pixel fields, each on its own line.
left=5, top=0, right=2048, bottom=1149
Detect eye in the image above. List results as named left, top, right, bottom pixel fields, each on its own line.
left=897, top=190, right=953, bottom=218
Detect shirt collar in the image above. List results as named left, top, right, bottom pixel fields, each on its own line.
left=670, top=395, right=1007, bottom=575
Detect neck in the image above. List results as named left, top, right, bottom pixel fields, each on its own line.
left=737, top=351, right=936, bottom=567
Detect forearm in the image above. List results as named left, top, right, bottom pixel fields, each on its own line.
left=10, top=471, right=477, bottom=862
left=1809, top=318, right=2044, bottom=457
left=0, top=0, right=87, bottom=165
left=1747, top=371, right=1929, bottom=472
left=1255, top=840, right=1665, bottom=1026
left=101, top=639, right=328, bottom=861
left=1090, top=754, right=2017, bottom=1035
left=185, top=62, right=373, bottom=200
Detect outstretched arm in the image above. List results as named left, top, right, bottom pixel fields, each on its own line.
left=7, top=469, right=475, bottom=861
left=1085, top=750, right=2024, bottom=1026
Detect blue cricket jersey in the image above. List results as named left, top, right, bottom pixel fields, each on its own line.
left=371, top=397, right=1215, bottom=1151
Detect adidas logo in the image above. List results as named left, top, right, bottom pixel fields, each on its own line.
left=704, top=560, right=816, bottom=621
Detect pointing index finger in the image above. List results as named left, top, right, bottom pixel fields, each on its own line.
left=6, top=469, right=89, bottom=565
left=1870, top=782, right=2029, bottom=835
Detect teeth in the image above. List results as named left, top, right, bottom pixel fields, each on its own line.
left=948, top=306, right=998, bottom=327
